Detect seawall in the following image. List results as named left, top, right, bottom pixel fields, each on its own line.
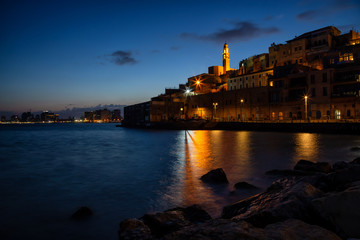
left=121, top=121, right=360, bottom=135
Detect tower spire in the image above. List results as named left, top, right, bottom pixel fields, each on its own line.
left=222, top=42, right=230, bottom=72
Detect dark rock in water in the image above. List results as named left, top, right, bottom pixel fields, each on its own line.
left=71, top=206, right=93, bottom=220
left=222, top=178, right=324, bottom=227
left=311, top=181, right=360, bottom=239
left=167, top=204, right=211, bottom=224
left=294, top=160, right=332, bottom=173
left=234, top=181, right=258, bottom=190
left=141, top=210, right=191, bottom=237
left=263, top=219, right=341, bottom=240
left=118, top=218, right=152, bottom=240
left=200, top=168, right=228, bottom=184
left=350, top=147, right=360, bottom=151
left=351, top=157, right=360, bottom=164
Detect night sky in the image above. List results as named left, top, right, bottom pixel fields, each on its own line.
left=1, top=0, right=359, bottom=115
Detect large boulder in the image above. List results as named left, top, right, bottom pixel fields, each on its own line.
left=162, top=218, right=341, bottom=240
left=141, top=210, right=190, bottom=237
left=200, top=168, right=228, bottom=184
left=167, top=204, right=211, bottom=224
left=263, top=219, right=341, bottom=240
left=314, top=165, right=360, bottom=192
left=163, top=219, right=264, bottom=240
left=118, top=218, right=152, bottom=240
left=351, top=157, right=360, bottom=164
left=222, top=177, right=324, bottom=227
left=311, top=181, right=360, bottom=239
left=294, top=160, right=332, bottom=173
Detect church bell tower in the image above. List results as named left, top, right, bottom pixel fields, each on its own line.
left=223, top=43, right=230, bottom=72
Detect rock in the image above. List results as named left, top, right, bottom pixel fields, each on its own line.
left=222, top=178, right=324, bottom=227
left=294, top=160, right=332, bottom=173
left=350, top=147, right=360, bottom=151
left=141, top=210, right=191, bottom=237
left=234, top=181, right=259, bottom=190
left=167, top=204, right=211, bottom=224
left=263, top=219, right=341, bottom=240
left=163, top=218, right=341, bottom=240
left=162, top=219, right=264, bottom=240
left=315, top=165, right=360, bottom=192
left=311, top=181, right=360, bottom=239
left=332, top=161, right=351, bottom=171
left=118, top=218, right=152, bottom=240
left=71, top=206, right=93, bottom=220
left=200, top=168, right=228, bottom=184
left=351, top=157, right=360, bottom=164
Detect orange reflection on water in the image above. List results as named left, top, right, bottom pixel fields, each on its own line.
left=293, top=133, right=319, bottom=162
left=180, top=130, right=230, bottom=211
left=233, top=131, right=252, bottom=179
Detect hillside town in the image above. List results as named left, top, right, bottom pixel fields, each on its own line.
left=124, top=26, right=360, bottom=126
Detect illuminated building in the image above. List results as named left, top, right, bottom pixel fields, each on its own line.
left=124, top=26, right=360, bottom=125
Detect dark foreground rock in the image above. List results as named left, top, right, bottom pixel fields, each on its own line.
left=71, top=206, right=93, bottom=220
left=139, top=205, right=211, bottom=238
left=200, top=168, right=228, bottom=184
left=311, top=181, right=360, bottom=239
left=222, top=178, right=323, bottom=227
left=351, top=157, right=360, bottom=164
left=163, top=218, right=341, bottom=240
left=118, top=218, right=152, bottom=240
left=118, top=160, right=360, bottom=240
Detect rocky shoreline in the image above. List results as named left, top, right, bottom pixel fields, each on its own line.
left=118, top=158, right=360, bottom=240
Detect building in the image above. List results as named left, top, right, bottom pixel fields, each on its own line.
left=124, top=26, right=360, bottom=125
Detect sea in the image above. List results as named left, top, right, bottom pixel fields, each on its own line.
left=0, top=123, right=359, bottom=240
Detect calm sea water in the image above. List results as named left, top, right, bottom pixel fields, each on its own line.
left=0, top=123, right=359, bottom=240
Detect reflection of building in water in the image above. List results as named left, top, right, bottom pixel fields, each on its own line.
left=294, top=133, right=319, bottom=162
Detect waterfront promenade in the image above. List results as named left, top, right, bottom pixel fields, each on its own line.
left=122, top=120, right=360, bottom=135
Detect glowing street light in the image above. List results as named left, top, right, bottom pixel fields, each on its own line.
left=213, top=102, right=218, bottom=120
left=240, top=99, right=244, bottom=122
left=304, top=95, right=308, bottom=121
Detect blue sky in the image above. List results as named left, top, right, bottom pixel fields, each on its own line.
left=1, top=0, right=360, bottom=114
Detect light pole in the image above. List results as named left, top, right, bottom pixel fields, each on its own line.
left=304, top=95, right=308, bottom=121
left=240, top=99, right=244, bottom=122
left=213, top=102, right=218, bottom=121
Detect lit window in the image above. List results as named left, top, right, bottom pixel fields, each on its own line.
left=269, top=81, right=274, bottom=87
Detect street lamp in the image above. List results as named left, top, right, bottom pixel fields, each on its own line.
left=240, top=99, right=244, bottom=122
left=304, top=95, right=308, bottom=121
left=213, top=102, right=218, bottom=120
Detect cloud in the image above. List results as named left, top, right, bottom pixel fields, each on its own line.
left=181, top=21, right=280, bottom=43
left=296, top=10, right=318, bottom=21
left=296, top=0, right=360, bottom=22
left=108, top=50, right=138, bottom=65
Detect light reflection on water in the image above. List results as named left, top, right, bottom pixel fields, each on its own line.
left=0, top=124, right=359, bottom=240
left=293, top=133, right=320, bottom=162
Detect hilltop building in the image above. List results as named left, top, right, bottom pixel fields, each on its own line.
left=124, top=26, right=360, bottom=126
